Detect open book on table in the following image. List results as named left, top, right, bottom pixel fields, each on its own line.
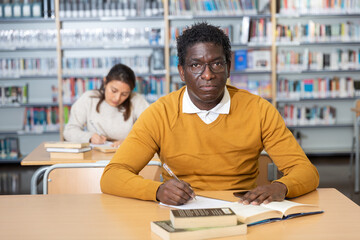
left=225, top=200, right=323, bottom=226
left=161, top=196, right=323, bottom=226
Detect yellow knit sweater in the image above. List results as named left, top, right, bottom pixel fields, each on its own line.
left=101, top=85, right=319, bottom=201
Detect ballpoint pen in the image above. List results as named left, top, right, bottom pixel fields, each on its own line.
left=89, top=120, right=101, bottom=135
left=163, top=163, right=197, bottom=200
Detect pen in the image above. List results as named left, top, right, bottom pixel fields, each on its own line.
left=89, top=120, right=101, bottom=135
left=163, top=163, right=196, bottom=200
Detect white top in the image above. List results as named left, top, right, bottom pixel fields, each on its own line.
left=182, top=87, right=231, bottom=124
left=63, top=90, right=149, bottom=143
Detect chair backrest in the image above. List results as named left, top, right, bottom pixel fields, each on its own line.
left=256, top=154, right=279, bottom=186
left=43, top=160, right=162, bottom=194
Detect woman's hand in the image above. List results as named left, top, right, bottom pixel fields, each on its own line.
left=90, top=133, right=106, bottom=144
left=111, top=140, right=123, bottom=148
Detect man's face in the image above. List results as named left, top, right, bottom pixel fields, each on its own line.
left=178, top=42, right=231, bottom=110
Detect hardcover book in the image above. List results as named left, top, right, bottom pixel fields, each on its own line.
left=151, top=220, right=246, bottom=240
left=46, top=147, right=92, bottom=153
left=170, top=208, right=237, bottom=229
left=44, top=142, right=90, bottom=149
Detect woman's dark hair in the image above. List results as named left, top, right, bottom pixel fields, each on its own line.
left=176, top=22, right=232, bottom=66
left=95, top=63, right=136, bottom=121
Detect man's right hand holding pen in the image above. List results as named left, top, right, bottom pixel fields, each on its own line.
left=156, top=163, right=196, bottom=205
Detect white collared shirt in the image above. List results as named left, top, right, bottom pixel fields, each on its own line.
left=182, top=87, right=231, bottom=124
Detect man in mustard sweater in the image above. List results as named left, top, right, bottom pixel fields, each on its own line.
left=100, top=22, right=319, bottom=206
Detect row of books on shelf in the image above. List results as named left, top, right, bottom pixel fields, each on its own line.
left=59, top=0, right=164, bottom=18
left=169, top=17, right=271, bottom=46
left=277, top=48, right=360, bottom=72
left=62, top=77, right=102, bottom=104
left=61, top=27, right=164, bottom=48
left=0, top=84, right=28, bottom=105
left=170, top=81, right=185, bottom=92
left=61, top=76, right=165, bottom=104
left=0, top=137, right=19, bottom=160
left=170, top=48, right=271, bottom=73
left=279, top=104, right=337, bottom=126
left=276, top=21, right=360, bottom=43
left=134, top=76, right=165, bottom=103
left=0, top=172, right=20, bottom=195
left=230, top=75, right=271, bottom=98
left=168, top=0, right=270, bottom=16
left=279, top=0, right=360, bottom=15
left=0, top=27, right=163, bottom=49
left=0, top=29, right=57, bottom=50
left=0, top=58, right=57, bottom=77
left=62, top=50, right=165, bottom=76
left=0, top=0, right=43, bottom=18
left=22, top=106, right=70, bottom=133
left=232, top=49, right=271, bottom=71
left=277, top=76, right=359, bottom=100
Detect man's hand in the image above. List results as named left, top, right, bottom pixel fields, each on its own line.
left=238, top=182, right=288, bottom=205
left=156, top=179, right=195, bottom=205
left=90, top=133, right=106, bottom=144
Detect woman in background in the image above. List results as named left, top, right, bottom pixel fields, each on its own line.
left=63, top=63, right=149, bottom=147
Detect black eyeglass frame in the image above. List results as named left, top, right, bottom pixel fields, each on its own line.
left=185, top=61, right=228, bottom=74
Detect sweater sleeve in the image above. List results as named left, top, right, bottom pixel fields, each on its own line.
left=63, top=92, right=95, bottom=143
left=259, top=98, right=319, bottom=198
left=100, top=102, right=163, bottom=201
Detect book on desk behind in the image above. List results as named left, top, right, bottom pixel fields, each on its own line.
left=170, top=208, right=237, bottom=229
left=226, top=198, right=323, bottom=226
left=46, top=147, right=92, bottom=153
left=44, top=141, right=90, bottom=149
left=92, top=145, right=117, bottom=153
left=151, top=220, right=246, bottom=240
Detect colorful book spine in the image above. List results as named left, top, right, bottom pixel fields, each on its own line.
left=134, top=76, right=165, bottom=103
left=22, top=106, right=71, bottom=133
left=279, top=104, right=337, bottom=126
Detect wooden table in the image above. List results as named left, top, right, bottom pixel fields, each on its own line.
left=0, top=188, right=359, bottom=239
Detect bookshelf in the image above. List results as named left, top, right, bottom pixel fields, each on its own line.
left=1, top=0, right=359, bottom=161
left=275, top=0, right=360, bottom=154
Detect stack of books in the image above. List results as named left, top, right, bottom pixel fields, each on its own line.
left=44, top=142, right=91, bottom=159
left=151, top=208, right=247, bottom=240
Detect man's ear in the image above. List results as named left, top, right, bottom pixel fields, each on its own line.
left=178, top=65, right=185, bottom=82
left=226, top=60, right=231, bottom=78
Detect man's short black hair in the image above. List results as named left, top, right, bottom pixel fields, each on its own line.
left=176, top=22, right=232, bottom=66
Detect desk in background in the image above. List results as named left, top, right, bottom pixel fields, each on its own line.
left=21, top=142, right=115, bottom=166
left=21, top=142, right=161, bottom=194
left=21, top=142, right=115, bottom=194
left=0, top=189, right=359, bottom=239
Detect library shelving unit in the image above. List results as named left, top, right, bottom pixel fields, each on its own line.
left=0, top=17, right=61, bottom=166
left=1, top=0, right=359, bottom=163
left=167, top=0, right=273, bottom=99
left=275, top=0, right=360, bottom=154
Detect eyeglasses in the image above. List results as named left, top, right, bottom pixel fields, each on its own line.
left=186, top=61, right=227, bottom=74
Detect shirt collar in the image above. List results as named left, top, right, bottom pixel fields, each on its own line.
left=182, top=86, right=230, bottom=114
